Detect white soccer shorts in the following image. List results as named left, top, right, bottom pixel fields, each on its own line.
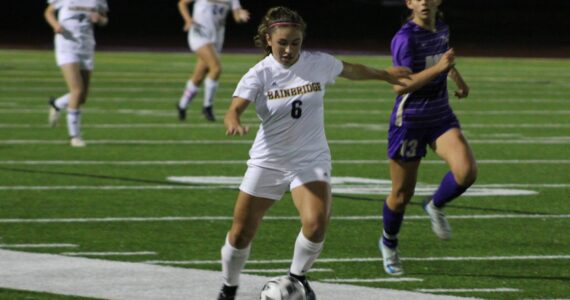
left=56, top=51, right=94, bottom=71
left=239, top=161, right=332, bottom=201
left=188, top=23, right=225, bottom=53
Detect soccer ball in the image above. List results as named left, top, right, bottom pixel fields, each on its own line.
left=260, top=276, right=306, bottom=300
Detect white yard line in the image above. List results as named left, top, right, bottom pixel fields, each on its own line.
left=1, top=214, right=569, bottom=224
left=62, top=251, right=157, bottom=257
left=417, top=288, right=519, bottom=293
left=0, top=249, right=473, bottom=300
left=0, top=243, right=78, bottom=249
left=1, top=159, right=570, bottom=165
left=243, top=268, right=333, bottom=274
left=147, top=255, right=570, bottom=266
left=322, top=278, right=423, bottom=283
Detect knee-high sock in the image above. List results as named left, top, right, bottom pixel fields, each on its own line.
left=67, top=109, right=81, bottom=138
left=55, top=94, right=69, bottom=110
left=289, top=231, right=324, bottom=276
left=432, top=171, right=468, bottom=208
left=178, top=80, right=198, bottom=109
left=382, top=201, right=404, bottom=249
left=204, top=77, right=218, bottom=108
left=221, top=234, right=250, bottom=287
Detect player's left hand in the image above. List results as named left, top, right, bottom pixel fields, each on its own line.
left=237, top=9, right=250, bottom=23
left=454, top=84, right=469, bottom=99
left=90, top=12, right=107, bottom=26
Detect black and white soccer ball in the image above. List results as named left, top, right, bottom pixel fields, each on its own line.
left=260, top=276, right=306, bottom=300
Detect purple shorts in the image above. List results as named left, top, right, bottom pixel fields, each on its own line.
left=387, top=119, right=460, bottom=161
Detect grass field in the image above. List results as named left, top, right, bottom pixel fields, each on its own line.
left=0, top=49, right=569, bottom=300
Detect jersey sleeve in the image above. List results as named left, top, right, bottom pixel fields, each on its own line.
left=316, top=52, right=343, bottom=85
left=231, top=0, right=242, bottom=10
left=47, top=0, right=63, bottom=10
left=391, top=32, right=414, bottom=69
left=233, top=68, right=262, bottom=102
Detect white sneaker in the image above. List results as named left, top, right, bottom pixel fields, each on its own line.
left=423, top=199, right=452, bottom=240
left=70, top=137, right=86, bottom=147
left=48, top=97, right=60, bottom=128
left=379, top=238, right=404, bottom=276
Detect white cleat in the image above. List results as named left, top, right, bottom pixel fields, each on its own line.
left=379, top=238, right=404, bottom=276
left=70, top=137, right=86, bottom=148
left=423, top=199, right=452, bottom=240
left=48, top=97, right=60, bottom=128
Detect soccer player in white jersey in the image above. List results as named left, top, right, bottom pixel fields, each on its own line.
left=216, top=6, right=411, bottom=300
left=176, top=0, right=250, bottom=122
left=44, top=0, right=108, bottom=147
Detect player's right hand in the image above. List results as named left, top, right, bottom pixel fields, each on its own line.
left=183, top=21, right=192, bottom=32
left=437, top=48, right=456, bottom=72
left=226, top=124, right=250, bottom=136
left=53, top=23, right=64, bottom=34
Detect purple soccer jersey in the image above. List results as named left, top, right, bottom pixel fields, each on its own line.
left=389, top=20, right=456, bottom=129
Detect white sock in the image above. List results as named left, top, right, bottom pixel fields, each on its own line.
left=178, top=80, right=198, bottom=109
left=204, top=77, right=218, bottom=108
left=67, top=109, right=81, bottom=138
left=221, top=234, right=250, bottom=286
left=289, top=231, right=324, bottom=276
left=55, top=94, right=69, bottom=110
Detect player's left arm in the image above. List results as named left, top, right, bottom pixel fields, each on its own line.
left=449, top=66, right=469, bottom=99
left=339, top=62, right=411, bottom=86
left=232, top=8, right=250, bottom=23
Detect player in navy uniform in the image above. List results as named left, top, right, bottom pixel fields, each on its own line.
left=379, top=0, right=477, bottom=276
left=217, top=7, right=411, bottom=300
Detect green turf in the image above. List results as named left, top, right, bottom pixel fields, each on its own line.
left=0, top=49, right=569, bottom=299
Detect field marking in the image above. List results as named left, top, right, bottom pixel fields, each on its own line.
left=0, top=243, right=78, bottom=249
left=2, top=214, right=567, bottom=224
left=0, top=249, right=470, bottom=300
left=243, top=268, right=333, bottom=274
left=1, top=138, right=570, bottom=145
left=147, top=255, right=570, bottom=266
left=417, top=288, right=519, bottom=293
left=322, top=278, right=423, bottom=283
left=62, top=251, right=157, bottom=257
left=1, top=159, right=570, bottom=165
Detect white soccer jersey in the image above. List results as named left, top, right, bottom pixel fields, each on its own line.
left=48, top=0, right=108, bottom=54
left=233, top=51, right=344, bottom=171
left=192, top=0, right=241, bottom=29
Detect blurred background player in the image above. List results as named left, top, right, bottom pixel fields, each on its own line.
left=45, top=0, right=108, bottom=147
left=379, top=0, right=477, bottom=276
left=217, top=6, right=411, bottom=300
left=176, top=0, right=250, bottom=122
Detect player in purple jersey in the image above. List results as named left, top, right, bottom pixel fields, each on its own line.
left=379, top=0, right=477, bottom=276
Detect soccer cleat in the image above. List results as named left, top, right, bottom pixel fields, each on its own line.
left=289, top=273, right=316, bottom=300
left=202, top=106, right=216, bottom=122
left=70, top=137, right=86, bottom=148
left=423, top=198, right=452, bottom=240
left=379, top=238, right=404, bottom=276
left=48, top=97, right=60, bottom=127
left=217, top=285, right=237, bottom=300
left=176, top=103, right=186, bottom=121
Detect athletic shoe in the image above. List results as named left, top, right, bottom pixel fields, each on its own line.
left=176, top=103, right=186, bottom=121
left=289, top=273, right=316, bottom=300
left=70, top=137, right=86, bottom=148
left=217, top=285, right=237, bottom=300
left=202, top=106, right=216, bottom=122
left=423, top=198, right=452, bottom=240
left=48, top=97, right=60, bottom=128
left=379, top=237, right=404, bottom=276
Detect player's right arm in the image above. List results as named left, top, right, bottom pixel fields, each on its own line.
left=224, top=97, right=250, bottom=136
left=393, top=48, right=455, bottom=95
left=44, top=4, right=63, bottom=33
left=178, top=0, right=193, bottom=32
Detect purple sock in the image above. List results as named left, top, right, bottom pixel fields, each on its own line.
left=382, top=201, right=404, bottom=248
left=432, top=171, right=468, bottom=208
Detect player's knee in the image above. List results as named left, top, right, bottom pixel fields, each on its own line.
left=229, top=226, right=255, bottom=249
left=301, top=215, right=328, bottom=242
left=456, top=163, right=478, bottom=188
left=390, top=189, right=414, bottom=209
left=209, top=65, right=222, bottom=78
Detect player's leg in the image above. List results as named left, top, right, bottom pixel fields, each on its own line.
left=290, top=180, right=331, bottom=300
left=381, top=159, right=420, bottom=275
left=195, top=44, right=221, bottom=121
left=424, top=127, right=477, bottom=239
left=60, top=63, right=87, bottom=147
left=177, top=58, right=207, bottom=120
